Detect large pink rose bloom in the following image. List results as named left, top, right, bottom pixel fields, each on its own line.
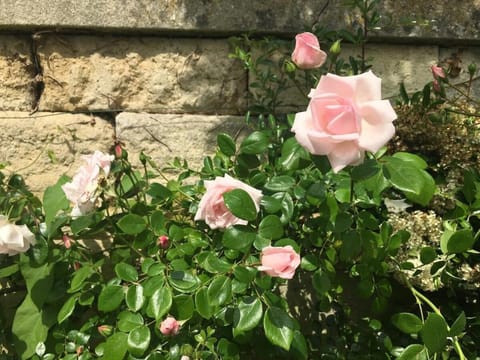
left=194, top=174, right=262, bottom=230
left=291, top=71, right=397, bottom=172
left=62, top=151, right=114, bottom=216
left=258, top=246, right=300, bottom=279
left=292, top=32, right=327, bottom=69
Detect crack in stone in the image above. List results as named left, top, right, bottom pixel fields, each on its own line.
left=29, top=32, right=45, bottom=113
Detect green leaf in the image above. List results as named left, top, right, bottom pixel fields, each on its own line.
left=223, top=226, right=257, bottom=251
left=98, top=285, right=124, bottom=312
left=421, top=313, right=448, bottom=354
left=240, top=131, right=269, bottom=154
left=278, top=137, right=309, bottom=171
left=263, top=307, right=295, bottom=351
left=217, top=133, right=236, bottom=156
left=69, top=265, right=94, bottom=293
left=172, top=294, right=194, bottom=320
left=223, top=189, right=258, bottom=221
left=290, top=331, right=308, bottom=360
left=217, top=338, right=240, bottom=359
left=146, top=183, right=172, bottom=200
left=43, top=175, right=70, bottom=227
left=169, top=271, right=201, bottom=293
left=391, top=313, right=423, bottom=334
left=117, top=214, right=147, bottom=235
left=383, top=157, right=435, bottom=206
left=126, top=285, right=145, bottom=312
left=207, top=275, right=232, bottom=307
left=57, top=295, right=78, bottom=324
left=127, top=325, right=150, bottom=357
left=151, top=211, right=165, bottom=235
left=264, top=176, right=295, bottom=192
left=102, top=332, right=128, bottom=360
left=146, top=286, right=172, bottom=320
left=195, top=287, right=213, bottom=319
left=397, top=344, right=426, bottom=360
left=233, top=297, right=263, bottom=336
left=115, top=263, right=139, bottom=282
left=312, top=269, right=331, bottom=296
left=350, top=159, right=380, bottom=181
left=449, top=311, right=466, bottom=337
left=201, top=253, right=233, bottom=274
left=118, top=311, right=144, bottom=332
left=233, top=266, right=257, bottom=283
left=420, top=247, right=437, bottom=264
left=446, top=229, right=475, bottom=254
left=258, top=215, right=283, bottom=239
left=0, top=263, right=19, bottom=278
left=392, top=152, right=428, bottom=169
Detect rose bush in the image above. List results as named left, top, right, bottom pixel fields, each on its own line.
left=0, top=19, right=479, bottom=360
left=291, top=71, right=397, bottom=172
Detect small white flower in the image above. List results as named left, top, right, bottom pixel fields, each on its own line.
left=0, top=215, right=35, bottom=256
left=384, top=198, right=411, bottom=213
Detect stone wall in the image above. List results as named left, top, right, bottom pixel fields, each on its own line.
left=0, top=0, right=479, bottom=192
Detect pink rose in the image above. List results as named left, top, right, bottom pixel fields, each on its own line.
left=292, top=32, right=327, bottom=69
left=160, top=316, right=180, bottom=336
left=291, top=71, right=397, bottom=172
left=0, top=215, right=35, bottom=256
left=158, top=235, right=169, bottom=249
left=258, top=246, right=300, bottom=279
left=194, top=174, right=262, bottom=229
left=62, top=151, right=114, bottom=216
left=431, top=65, right=445, bottom=79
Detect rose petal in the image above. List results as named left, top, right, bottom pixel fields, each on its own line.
left=358, top=120, right=395, bottom=153
left=327, top=141, right=364, bottom=172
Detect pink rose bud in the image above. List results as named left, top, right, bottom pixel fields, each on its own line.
left=432, top=79, right=441, bottom=93
left=160, top=316, right=180, bottom=336
left=291, top=71, right=397, bottom=172
left=114, top=144, right=123, bottom=158
left=258, top=246, right=301, bottom=279
left=97, top=325, right=113, bottom=337
left=62, top=234, right=72, bottom=249
left=158, top=235, right=169, bottom=249
left=291, top=32, right=327, bottom=69
left=431, top=65, right=445, bottom=79
left=194, top=174, right=262, bottom=229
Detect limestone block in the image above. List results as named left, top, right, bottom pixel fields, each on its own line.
left=37, top=35, right=247, bottom=114
left=116, top=112, right=246, bottom=171
left=0, top=35, right=34, bottom=111
left=0, top=112, right=115, bottom=193
left=250, top=42, right=438, bottom=113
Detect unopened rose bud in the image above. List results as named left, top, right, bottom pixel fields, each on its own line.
left=431, top=65, right=445, bottom=79
left=97, top=325, right=113, bottom=337
left=76, top=346, right=83, bottom=356
left=468, top=63, right=477, bottom=76
left=62, top=234, right=72, bottom=249
left=139, top=151, right=147, bottom=165
left=160, top=316, right=180, bottom=336
left=284, top=60, right=297, bottom=73
left=329, top=40, right=342, bottom=56
left=432, top=79, right=441, bottom=93
left=158, top=235, right=169, bottom=249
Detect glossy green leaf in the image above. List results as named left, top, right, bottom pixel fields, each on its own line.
left=207, top=275, right=232, bottom=307
left=43, top=175, right=70, bottom=227
left=397, top=344, right=426, bottom=360
left=127, top=325, right=150, bottom=357
left=258, top=215, right=283, bottom=239
left=240, top=131, right=269, bottom=154
left=115, top=262, right=139, bottom=282
left=264, top=176, right=295, bottom=192
left=150, top=211, right=165, bottom=235
left=126, top=285, right=145, bottom=312
left=98, top=285, right=124, bottom=312
left=233, top=297, right=262, bottom=336
left=147, top=183, right=172, bottom=200
left=290, top=330, right=308, bottom=360
left=117, top=214, right=147, bottom=235
left=169, top=271, right=201, bottom=293
left=263, top=307, right=295, bottom=351
left=223, top=189, right=258, bottom=221
left=449, top=311, right=466, bottom=337
left=172, top=294, right=194, bottom=320
left=278, top=137, right=309, bottom=171
left=419, top=247, right=437, bottom=264
left=217, top=133, right=236, bottom=156
left=446, top=229, right=475, bottom=254
left=57, top=295, right=78, bottom=324
left=0, top=263, right=19, bottom=278
left=118, top=311, right=144, bottom=332
left=223, top=226, right=256, bottom=251
left=102, top=332, right=128, bottom=360
left=421, top=313, right=448, bottom=354
left=392, top=152, right=428, bottom=169
left=195, top=287, right=213, bottom=319
left=391, top=313, right=423, bottom=334
left=201, top=253, right=233, bottom=274
left=146, top=286, right=172, bottom=320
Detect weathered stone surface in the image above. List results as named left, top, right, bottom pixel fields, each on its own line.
left=0, top=35, right=34, bottom=111
left=251, top=42, right=439, bottom=113
left=116, top=112, right=246, bottom=170
left=0, top=112, right=115, bottom=193
left=0, top=0, right=478, bottom=42
left=37, top=35, right=246, bottom=114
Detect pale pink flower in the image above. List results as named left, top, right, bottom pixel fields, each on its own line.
left=62, top=151, right=114, bottom=216
left=194, top=174, right=262, bottom=229
left=292, top=32, right=327, bottom=69
left=431, top=65, right=446, bottom=79
left=291, top=71, right=397, bottom=172
left=160, top=316, right=180, bottom=336
left=258, top=246, right=300, bottom=279
left=0, top=215, right=35, bottom=256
